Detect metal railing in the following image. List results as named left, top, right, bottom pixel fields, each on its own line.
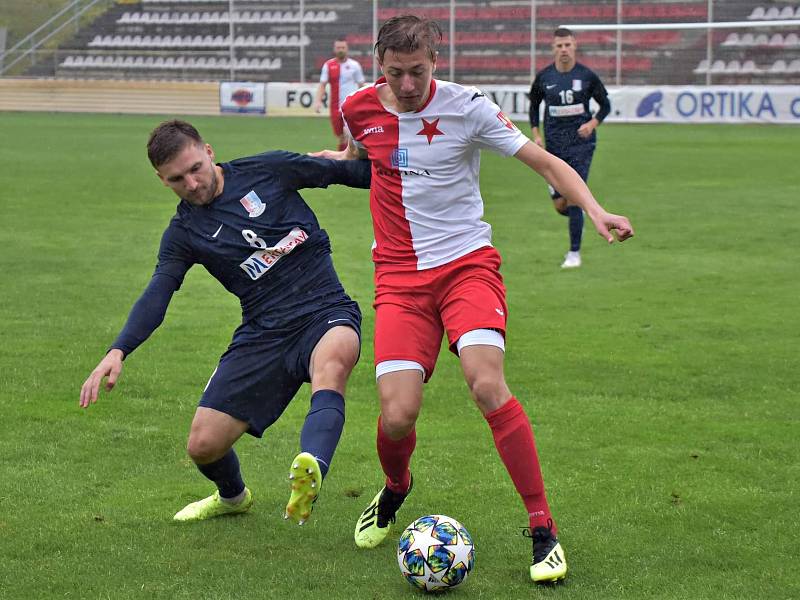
left=0, top=0, right=115, bottom=76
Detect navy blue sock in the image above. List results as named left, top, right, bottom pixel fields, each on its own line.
left=195, top=449, right=245, bottom=499
left=567, top=205, right=584, bottom=252
left=300, top=389, right=345, bottom=479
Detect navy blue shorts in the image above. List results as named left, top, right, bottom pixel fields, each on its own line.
left=199, top=298, right=361, bottom=437
left=548, top=147, right=595, bottom=200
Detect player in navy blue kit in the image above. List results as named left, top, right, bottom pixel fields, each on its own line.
left=79, top=120, right=370, bottom=525
left=529, top=28, right=611, bottom=268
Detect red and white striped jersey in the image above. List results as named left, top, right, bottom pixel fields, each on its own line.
left=341, top=78, right=529, bottom=271
left=319, top=58, right=365, bottom=113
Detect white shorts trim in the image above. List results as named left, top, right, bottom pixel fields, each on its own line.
left=456, top=328, right=505, bottom=355
left=376, top=360, right=426, bottom=380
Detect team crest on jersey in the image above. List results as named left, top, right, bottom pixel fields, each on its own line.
left=391, top=148, right=409, bottom=168
left=240, top=190, right=266, bottom=218
left=572, top=79, right=583, bottom=91
left=496, top=111, right=517, bottom=130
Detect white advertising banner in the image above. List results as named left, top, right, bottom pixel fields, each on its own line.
left=265, top=82, right=327, bottom=116
left=478, top=84, right=800, bottom=125
left=220, top=82, right=266, bottom=114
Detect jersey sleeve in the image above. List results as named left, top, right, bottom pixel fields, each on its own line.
left=528, top=74, right=544, bottom=128
left=319, top=62, right=329, bottom=83
left=153, top=217, right=194, bottom=285
left=590, top=73, right=611, bottom=123
left=465, top=89, right=529, bottom=157
left=108, top=273, right=180, bottom=358
left=354, top=61, right=365, bottom=84
left=267, top=151, right=371, bottom=190
left=108, top=219, right=193, bottom=357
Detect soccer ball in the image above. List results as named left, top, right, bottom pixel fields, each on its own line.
left=397, top=515, right=475, bottom=592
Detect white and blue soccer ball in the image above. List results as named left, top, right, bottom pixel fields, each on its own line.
left=397, top=514, right=475, bottom=592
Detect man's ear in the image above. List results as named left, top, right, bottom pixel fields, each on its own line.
left=205, top=143, right=215, bottom=162
left=155, top=169, right=168, bottom=187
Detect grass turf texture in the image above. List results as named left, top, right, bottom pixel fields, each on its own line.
left=0, top=112, right=797, bottom=599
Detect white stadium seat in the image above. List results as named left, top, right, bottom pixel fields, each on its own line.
left=785, top=33, right=799, bottom=48
left=768, top=33, right=784, bottom=47
left=693, top=59, right=709, bottom=74
left=747, top=6, right=765, bottom=20
left=788, top=59, right=800, bottom=74
left=724, top=60, right=741, bottom=74
left=741, top=60, right=759, bottom=74
left=763, top=7, right=780, bottom=20
left=768, top=60, right=787, bottom=73
left=709, top=59, right=726, bottom=74
left=779, top=6, right=795, bottom=19
left=739, top=33, right=755, bottom=46
left=722, top=33, right=739, bottom=46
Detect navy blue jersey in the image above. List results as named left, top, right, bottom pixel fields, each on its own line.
left=156, top=151, right=369, bottom=322
left=109, top=152, right=370, bottom=357
left=528, top=62, right=610, bottom=154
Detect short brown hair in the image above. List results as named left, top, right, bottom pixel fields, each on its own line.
left=554, top=27, right=575, bottom=38
left=147, top=119, right=203, bottom=168
left=375, top=15, right=442, bottom=63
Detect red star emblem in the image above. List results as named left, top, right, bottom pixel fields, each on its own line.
left=416, top=117, right=444, bottom=144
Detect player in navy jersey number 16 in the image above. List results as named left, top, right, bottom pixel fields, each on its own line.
left=79, top=120, right=370, bottom=526
left=529, top=27, right=612, bottom=269
left=312, top=15, right=632, bottom=585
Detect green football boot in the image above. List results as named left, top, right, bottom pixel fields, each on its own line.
left=173, top=488, right=253, bottom=522
left=524, top=521, right=568, bottom=584
left=284, top=452, right=322, bottom=525
left=354, top=475, right=412, bottom=549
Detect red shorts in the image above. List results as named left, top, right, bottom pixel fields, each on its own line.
left=373, top=246, right=508, bottom=381
left=329, top=111, right=344, bottom=137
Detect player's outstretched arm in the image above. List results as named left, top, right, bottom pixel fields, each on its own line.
left=78, top=273, right=182, bottom=408
left=309, top=138, right=365, bottom=161
left=80, top=349, right=124, bottom=408
left=514, top=141, right=634, bottom=243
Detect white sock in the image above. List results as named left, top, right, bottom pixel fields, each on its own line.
left=220, top=489, right=247, bottom=505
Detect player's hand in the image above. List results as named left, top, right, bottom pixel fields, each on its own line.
left=80, top=349, right=124, bottom=408
left=533, top=135, right=544, bottom=148
left=309, top=148, right=350, bottom=160
left=589, top=211, right=634, bottom=244
left=313, top=103, right=322, bottom=114
left=577, top=120, right=597, bottom=139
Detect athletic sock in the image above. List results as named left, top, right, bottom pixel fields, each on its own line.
left=299, top=389, right=345, bottom=479
left=196, top=448, right=246, bottom=500
left=567, top=205, right=584, bottom=252
left=485, top=397, right=557, bottom=533
left=377, top=416, right=415, bottom=494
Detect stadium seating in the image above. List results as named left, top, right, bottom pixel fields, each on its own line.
left=45, top=0, right=800, bottom=85
left=117, top=10, right=337, bottom=24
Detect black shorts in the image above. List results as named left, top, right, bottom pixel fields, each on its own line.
left=548, top=147, right=595, bottom=200
left=199, top=298, right=361, bottom=437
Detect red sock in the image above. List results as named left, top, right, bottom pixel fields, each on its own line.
left=376, top=416, right=415, bottom=494
left=485, top=397, right=557, bottom=533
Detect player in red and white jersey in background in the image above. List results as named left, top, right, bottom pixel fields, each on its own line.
left=313, top=38, right=366, bottom=150
left=313, top=15, right=633, bottom=585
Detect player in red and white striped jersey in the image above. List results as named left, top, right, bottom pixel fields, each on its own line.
left=313, top=38, right=366, bottom=151
left=314, top=16, right=633, bottom=585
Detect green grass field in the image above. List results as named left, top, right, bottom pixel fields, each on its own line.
left=0, top=112, right=797, bottom=599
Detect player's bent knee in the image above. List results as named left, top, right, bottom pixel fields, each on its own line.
left=186, top=433, right=229, bottom=465
left=468, top=376, right=511, bottom=414
left=380, top=405, right=420, bottom=439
